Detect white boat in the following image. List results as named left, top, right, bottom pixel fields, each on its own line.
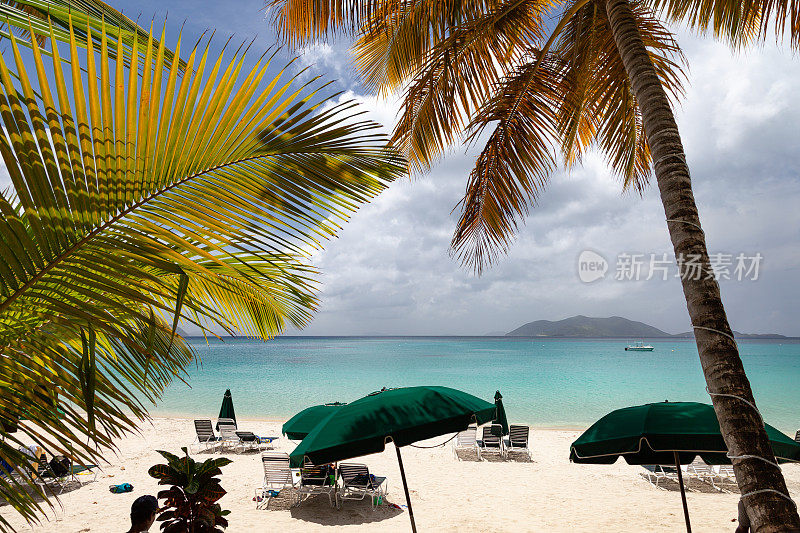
left=625, top=341, right=654, bottom=351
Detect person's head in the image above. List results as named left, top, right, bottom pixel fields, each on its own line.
left=130, top=495, right=158, bottom=532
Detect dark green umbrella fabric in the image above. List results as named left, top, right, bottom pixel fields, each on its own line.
left=290, top=386, right=496, bottom=467
left=494, top=390, right=509, bottom=436
left=216, top=389, right=236, bottom=430
left=282, top=402, right=346, bottom=440
left=570, top=401, right=800, bottom=465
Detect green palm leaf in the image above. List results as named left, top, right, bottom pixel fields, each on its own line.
left=0, top=14, right=403, bottom=530
left=0, top=0, right=186, bottom=71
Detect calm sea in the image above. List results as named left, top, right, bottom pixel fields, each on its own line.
left=154, top=336, right=800, bottom=433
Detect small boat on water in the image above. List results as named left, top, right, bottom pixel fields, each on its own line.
left=625, top=341, right=654, bottom=351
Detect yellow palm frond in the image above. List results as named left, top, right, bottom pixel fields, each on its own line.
left=0, top=15, right=403, bottom=528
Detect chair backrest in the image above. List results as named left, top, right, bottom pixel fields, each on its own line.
left=261, top=452, right=292, bottom=485
left=339, top=463, right=369, bottom=485
left=509, top=425, right=529, bottom=447
left=689, top=458, right=714, bottom=475
left=300, top=463, right=331, bottom=486
left=718, top=465, right=736, bottom=478
left=795, top=429, right=800, bottom=443
left=218, top=417, right=237, bottom=429
left=194, top=419, right=215, bottom=442
left=220, top=426, right=238, bottom=440
left=482, top=426, right=500, bottom=445
left=456, top=426, right=477, bottom=447
left=236, top=431, right=257, bottom=442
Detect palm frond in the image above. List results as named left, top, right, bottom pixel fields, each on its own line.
left=452, top=55, right=563, bottom=272
left=0, top=16, right=403, bottom=528
left=647, top=0, right=798, bottom=49
left=370, top=0, right=549, bottom=171
left=0, top=0, right=186, bottom=71
left=556, top=0, right=686, bottom=190
left=267, top=0, right=496, bottom=48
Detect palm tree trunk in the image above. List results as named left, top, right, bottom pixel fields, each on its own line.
left=604, top=0, right=800, bottom=530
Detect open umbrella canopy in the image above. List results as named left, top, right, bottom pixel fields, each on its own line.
left=216, top=389, right=236, bottom=430
left=570, top=401, right=800, bottom=465
left=282, top=402, right=346, bottom=440
left=290, top=386, right=495, bottom=467
left=493, top=390, right=509, bottom=436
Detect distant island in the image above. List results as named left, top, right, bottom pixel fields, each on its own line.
left=503, top=315, right=787, bottom=339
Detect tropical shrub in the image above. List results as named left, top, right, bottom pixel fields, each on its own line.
left=149, top=448, right=231, bottom=533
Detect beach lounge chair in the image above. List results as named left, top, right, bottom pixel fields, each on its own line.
left=217, top=420, right=239, bottom=452
left=479, top=425, right=504, bottom=460
left=31, top=452, right=68, bottom=494
left=686, top=458, right=721, bottom=489
left=642, top=464, right=679, bottom=487
left=717, top=465, right=737, bottom=489
left=192, top=419, right=219, bottom=453
left=337, top=463, right=387, bottom=509
left=235, top=431, right=262, bottom=453
left=507, top=425, right=531, bottom=460
left=295, top=462, right=336, bottom=507
left=795, top=430, right=800, bottom=443
left=453, top=425, right=480, bottom=461
left=255, top=452, right=295, bottom=509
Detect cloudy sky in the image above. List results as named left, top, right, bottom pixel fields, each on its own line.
left=9, top=1, right=800, bottom=336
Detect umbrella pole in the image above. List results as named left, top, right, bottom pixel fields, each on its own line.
left=673, top=451, right=692, bottom=533
left=395, top=446, right=417, bottom=533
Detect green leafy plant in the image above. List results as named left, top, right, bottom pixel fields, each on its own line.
left=0, top=1, right=403, bottom=529
left=149, top=448, right=231, bottom=533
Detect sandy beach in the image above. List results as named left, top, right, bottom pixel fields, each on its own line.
left=3, top=417, right=799, bottom=532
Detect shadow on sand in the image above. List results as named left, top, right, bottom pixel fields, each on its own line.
left=273, top=491, right=404, bottom=525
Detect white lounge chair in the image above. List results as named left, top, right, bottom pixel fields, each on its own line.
left=507, top=425, right=531, bottom=460
left=479, top=425, right=504, bottom=460
left=453, top=425, right=480, bottom=461
left=717, top=464, right=737, bottom=489
left=296, top=462, right=336, bottom=507
left=217, top=420, right=239, bottom=452
left=642, top=464, right=679, bottom=487
left=686, top=458, right=721, bottom=489
left=192, top=419, right=218, bottom=453
left=337, top=463, right=387, bottom=509
left=255, top=452, right=295, bottom=509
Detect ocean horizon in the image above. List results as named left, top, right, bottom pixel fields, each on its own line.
left=154, top=336, right=800, bottom=434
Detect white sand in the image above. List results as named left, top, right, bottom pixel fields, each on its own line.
left=3, top=417, right=800, bottom=532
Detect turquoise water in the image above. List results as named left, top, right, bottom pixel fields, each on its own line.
left=155, top=337, right=800, bottom=433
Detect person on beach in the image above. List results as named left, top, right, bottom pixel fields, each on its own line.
left=736, top=500, right=751, bottom=533
left=126, top=495, right=158, bottom=533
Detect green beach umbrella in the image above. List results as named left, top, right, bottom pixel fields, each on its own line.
left=569, top=401, right=800, bottom=533
left=216, top=389, right=236, bottom=430
left=290, top=386, right=496, bottom=532
left=282, top=402, right=346, bottom=440
left=493, top=390, right=509, bottom=436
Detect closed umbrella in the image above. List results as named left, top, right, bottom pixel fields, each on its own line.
left=570, top=401, right=800, bottom=533
left=493, top=390, right=509, bottom=436
left=290, top=386, right=496, bottom=532
left=282, top=402, right=346, bottom=440
left=216, top=389, right=236, bottom=430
